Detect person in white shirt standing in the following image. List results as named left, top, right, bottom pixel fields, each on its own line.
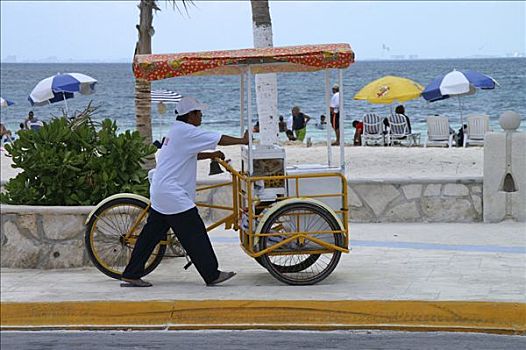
left=330, top=84, right=340, bottom=146
left=121, top=96, right=249, bottom=287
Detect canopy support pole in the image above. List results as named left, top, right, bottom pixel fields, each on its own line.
left=339, top=69, right=345, bottom=172
left=240, top=72, right=245, bottom=137
left=247, top=69, right=253, bottom=175
left=325, top=70, right=332, bottom=167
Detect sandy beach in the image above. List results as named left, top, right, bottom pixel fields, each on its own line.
left=1, top=145, right=484, bottom=186
left=201, top=144, right=484, bottom=180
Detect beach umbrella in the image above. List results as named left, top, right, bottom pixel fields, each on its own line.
left=0, top=97, right=15, bottom=107
left=151, top=89, right=182, bottom=104
left=422, top=69, right=498, bottom=125
left=28, top=73, right=97, bottom=113
left=354, top=75, right=424, bottom=105
left=151, top=89, right=182, bottom=140
left=353, top=75, right=424, bottom=126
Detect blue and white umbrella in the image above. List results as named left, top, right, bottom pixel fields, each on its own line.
left=422, top=69, right=498, bottom=125
left=28, top=73, right=97, bottom=112
left=0, top=97, right=14, bottom=108
left=151, top=89, right=182, bottom=140
left=151, top=89, right=182, bottom=104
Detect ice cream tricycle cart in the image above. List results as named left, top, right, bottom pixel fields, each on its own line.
left=85, top=44, right=355, bottom=285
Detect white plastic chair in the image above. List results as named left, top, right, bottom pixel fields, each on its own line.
left=464, top=115, right=490, bottom=147
left=425, top=116, right=455, bottom=148
left=388, top=114, right=421, bottom=146
left=361, top=113, right=385, bottom=146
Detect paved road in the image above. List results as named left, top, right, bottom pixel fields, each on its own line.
left=1, top=331, right=525, bottom=350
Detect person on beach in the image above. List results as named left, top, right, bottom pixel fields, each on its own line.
left=330, top=84, right=340, bottom=145
left=394, top=105, right=412, bottom=133
left=278, top=115, right=287, bottom=133
left=24, top=111, right=43, bottom=131
left=24, top=111, right=34, bottom=129
left=17, top=123, right=25, bottom=134
left=352, top=120, right=364, bottom=146
left=315, top=115, right=327, bottom=130
left=121, top=96, right=249, bottom=287
left=1, top=130, right=14, bottom=145
left=0, top=123, right=14, bottom=146
left=291, top=106, right=311, bottom=142
left=382, top=105, right=412, bottom=145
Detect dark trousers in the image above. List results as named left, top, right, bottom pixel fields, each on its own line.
left=122, top=206, right=220, bottom=284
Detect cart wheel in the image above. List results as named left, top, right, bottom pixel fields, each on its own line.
left=258, top=201, right=344, bottom=285
left=255, top=254, right=320, bottom=273
left=85, top=197, right=166, bottom=280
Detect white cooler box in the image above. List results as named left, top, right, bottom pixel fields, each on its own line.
left=286, top=164, right=344, bottom=213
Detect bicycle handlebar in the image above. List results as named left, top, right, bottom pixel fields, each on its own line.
left=213, top=158, right=242, bottom=178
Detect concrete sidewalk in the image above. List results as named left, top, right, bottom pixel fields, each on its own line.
left=1, top=223, right=525, bottom=333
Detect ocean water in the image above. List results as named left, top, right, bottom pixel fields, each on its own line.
left=1, top=58, right=525, bottom=142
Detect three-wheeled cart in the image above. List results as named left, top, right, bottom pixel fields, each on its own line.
left=85, top=43, right=356, bottom=285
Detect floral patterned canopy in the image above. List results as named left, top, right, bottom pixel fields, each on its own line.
left=133, top=43, right=355, bottom=81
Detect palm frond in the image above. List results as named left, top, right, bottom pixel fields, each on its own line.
left=160, top=0, right=194, bottom=16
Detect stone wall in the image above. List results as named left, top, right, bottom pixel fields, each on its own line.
left=195, top=177, right=484, bottom=224
left=1, top=205, right=94, bottom=269
left=348, top=178, right=482, bottom=222
left=0, top=177, right=483, bottom=269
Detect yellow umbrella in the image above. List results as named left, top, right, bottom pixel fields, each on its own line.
left=354, top=75, right=424, bottom=104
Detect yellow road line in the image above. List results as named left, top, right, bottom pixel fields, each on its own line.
left=1, top=300, right=525, bottom=334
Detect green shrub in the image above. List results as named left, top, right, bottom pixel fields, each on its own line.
left=0, top=105, right=156, bottom=205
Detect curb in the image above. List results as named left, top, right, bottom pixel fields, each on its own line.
left=1, top=300, right=525, bottom=334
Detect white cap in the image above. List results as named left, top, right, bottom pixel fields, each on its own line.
left=332, top=83, right=340, bottom=90
left=175, top=96, right=207, bottom=115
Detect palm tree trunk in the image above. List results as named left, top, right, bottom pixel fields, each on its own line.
left=135, top=79, right=152, bottom=144
left=251, top=0, right=278, bottom=145
left=135, top=0, right=158, bottom=169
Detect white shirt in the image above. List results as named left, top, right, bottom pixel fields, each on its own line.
left=330, top=92, right=340, bottom=113
left=287, top=115, right=293, bottom=130
left=150, top=120, right=221, bottom=215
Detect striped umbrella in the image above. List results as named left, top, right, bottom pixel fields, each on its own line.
left=28, top=73, right=97, bottom=113
left=151, top=89, right=182, bottom=140
left=422, top=69, right=498, bottom=125
left=0, top=97, right=14, bottom=107
left=151, top=89, right=182, bottom=104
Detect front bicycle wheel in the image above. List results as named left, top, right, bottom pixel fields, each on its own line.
left=85, top=197, right=166, bottom=280
left=258, top=202, right=344, bottom=285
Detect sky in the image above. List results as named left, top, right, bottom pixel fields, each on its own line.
left=0, top=1, right=524, bottom=62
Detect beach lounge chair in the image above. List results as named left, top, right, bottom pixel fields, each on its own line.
left=361, top=113, right=385, bottom=146
left=388, top=113, right=421, bottom=146
left=425, top=116, right=455, bottom=148
left=464, top=115, right=490, bottom=147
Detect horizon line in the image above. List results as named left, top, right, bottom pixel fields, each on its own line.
left=2, top=55, right=525, bottom=64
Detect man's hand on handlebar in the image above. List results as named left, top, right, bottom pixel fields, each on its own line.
left=212, top=150, right=225, bottom=160
left=197, top=151, right=225, bottom=160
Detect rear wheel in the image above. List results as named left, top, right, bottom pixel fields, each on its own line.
left=85, top=197, right=166, bottom=280
left=258, top=202, right=344, bottom=285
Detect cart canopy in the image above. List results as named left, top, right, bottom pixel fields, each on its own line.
left=133, top=43, right=355, bottom=81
